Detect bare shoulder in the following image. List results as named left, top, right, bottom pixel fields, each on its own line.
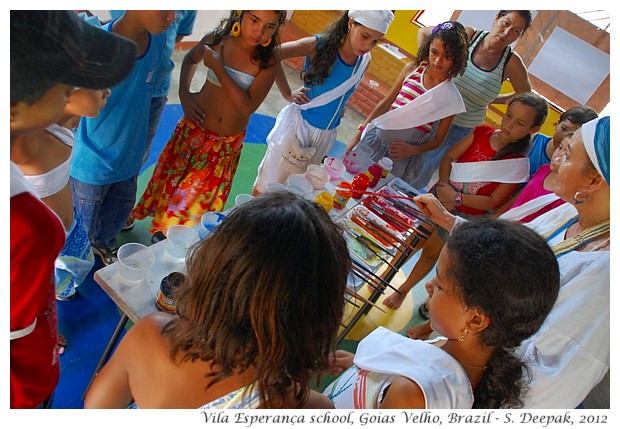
left=380, top=376, right=426, bottom=409
left=127, top=313, right=175, bottom=342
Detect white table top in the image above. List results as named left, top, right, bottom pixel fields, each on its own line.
left=94, top=239, right=188, bottom=323
left=94, top=173, right=413, bottom=324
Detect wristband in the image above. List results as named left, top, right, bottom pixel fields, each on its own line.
left=357, top=123, right=366, bottom=131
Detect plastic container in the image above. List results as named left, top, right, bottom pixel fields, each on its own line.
left=286, top=174, right=313, bottom=197
left=156, top=272, right=185, bottom=314
left=165, top=225, right=199, bottom=263
left=322, top=157, right=345, bottom=181
left=378, top=157, right=393, bottom=178
left=305, top=164, right=330, bottom=190
left=234, top=193, right=254, bottom=206
left=117, top=243, right=155, bottom=285
left=267, top=182, right=287, bottom=193
left=366, top=163, right=383, bottom=188
left=314, top=191, right=334, bottom=212
left=333, top=181, right=353, bottom=210
left=199, top=211, right=226, bottom=239
left=351, top=173, right=370, bottom=199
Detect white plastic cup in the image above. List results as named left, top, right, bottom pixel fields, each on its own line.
left=117, top=243, right=155, bottom=285
left=267, top=182, right=288, bottom=193
left=286, top=174, right=313, bottom=197
left=165, top=225, right=199, bottom=262
left=234, top=193, right=254, bottom=207
left=351, top=143, right=374, bottom=159
left=199, top=212, right=226, bottom=239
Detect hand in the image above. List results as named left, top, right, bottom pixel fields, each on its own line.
left=180, top=91, right=205, bottom=123
left=435, top=183, right=456, bottom=206
left=328, top=350, right=355, bottom=376
left=387, top=141, right=416, bottom=161
left=412, top=193, right=455, bottom=227
left=201, top=42, right=222, bottom=69
left=291, top=87, right=310, bottom=104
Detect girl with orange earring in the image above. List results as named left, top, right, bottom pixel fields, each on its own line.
left=132, top=11, right=287, bottom=242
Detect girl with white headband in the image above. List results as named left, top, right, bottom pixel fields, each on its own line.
left=253, top=10, right=394, bottom=193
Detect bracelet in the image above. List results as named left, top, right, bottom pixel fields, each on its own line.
left=357, top=123, right=366, bottom=131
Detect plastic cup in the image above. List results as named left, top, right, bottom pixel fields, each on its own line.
left=286, top=174, right=313, bottom=197
left=165, top=225, right=199, bottom=263
left=322, top=157, right=345, bottom=181
left=305, top=164, right=330, bottom=190
left=117, top=243, right=155, bottom=285
left=351, top=143, right=374, bottom=159
left=267, top=182, right=288, bottom=193
left=199, top=211, right=226, bottom=239
left=234, top=193, right=254, bottom=207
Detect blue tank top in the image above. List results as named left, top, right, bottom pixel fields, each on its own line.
left=300, top=36, right=367, bottom=130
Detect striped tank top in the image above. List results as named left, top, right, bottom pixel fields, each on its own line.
left=390, top=63, right=433, bottom=134
left=452, top=31, right=512, bottom=128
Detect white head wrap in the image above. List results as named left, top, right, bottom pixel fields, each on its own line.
left=348, top=10, right=394, bottom=34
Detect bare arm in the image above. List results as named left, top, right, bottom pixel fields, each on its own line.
left=202, top=43, right=279, bottom=117
left=492, top=52, right=531, bottom=104
left=387, top=115, right=455, bottom=161
left=178, top=33, right=212, bottom=122
left=279, top=36, right=318, bottom=60
left=379, top=376, right=426, bottom=409
left=348, top=61, right=418, bottom=152
left=438, top=132, right=473, bottom=184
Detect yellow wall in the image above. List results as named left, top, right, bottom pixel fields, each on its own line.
left=384, top=10, right=420, bottom=57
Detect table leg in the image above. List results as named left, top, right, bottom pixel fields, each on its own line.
left=82, top=313, right=129, bottom=400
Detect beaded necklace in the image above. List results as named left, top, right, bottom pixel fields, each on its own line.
left=543, top=217, right=611, bottom=258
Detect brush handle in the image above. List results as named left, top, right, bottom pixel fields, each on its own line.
left=336, top=188, right=414, bottom=200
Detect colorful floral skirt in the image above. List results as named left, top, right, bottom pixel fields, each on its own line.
left=132, top=117, right=245, bottom=233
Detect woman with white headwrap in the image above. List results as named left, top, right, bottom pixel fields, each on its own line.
left=408, top=116, right=610, bottom=408
left=253, top=10, right=394, bottom=193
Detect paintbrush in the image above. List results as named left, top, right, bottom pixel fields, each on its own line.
left=345, top=286, right=387, bottom=313
left=346, top=230, right=398, bottom=271
left=351, top=260, right=402, bottom=295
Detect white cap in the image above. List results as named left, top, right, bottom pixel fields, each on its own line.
left=348, top=10, right=395, bottom=35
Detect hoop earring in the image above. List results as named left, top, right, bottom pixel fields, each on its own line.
left=261, top=37, right=272, bottom=47
left=231, top=21, right=241, bottom=37
left=573, top=190, right=591, bottom=205
left=458, top=329, right=469, bottom=342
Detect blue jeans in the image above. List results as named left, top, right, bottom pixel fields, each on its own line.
left=143, top=95, right=168, bottom=166
left=410, top=123, right=474, bottom=190
left=70, top=176, right=138, bottom=249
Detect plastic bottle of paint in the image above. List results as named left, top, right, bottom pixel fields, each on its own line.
left=378, top=157, right=393, bottom=178
left=366, top=163, right=383, bottom=188
left=333, top=181, right=353, bottom=210
left=351, top=173, right=370, bottom=199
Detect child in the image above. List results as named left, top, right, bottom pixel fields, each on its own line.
left=493, top=105, right=599, bottom=219
left=324, top=218, right=560, bottom=408
left=414, top=11, right=533, bottom=190
left=70, top=11, right=174, bottom=264
left=12, top=88, right=111, bottom=301
left=10, top=10, right=135, bottom=409
left=253, top=10, right=394, bottom=193
left=348, top=21, right=468, bottom=189
left=131, top=11, right=287, bottom=242
left=384, top=92, right=548, bottom=310
left=85, top=193, right=351, bottom=408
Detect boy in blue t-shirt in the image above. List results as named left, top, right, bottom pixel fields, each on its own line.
left=70, top=11, right=175, bottom=265
left=527, top=105, right=598, bottom=176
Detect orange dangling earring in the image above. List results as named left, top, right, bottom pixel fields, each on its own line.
left=261, top=37, right=272, bottom=47
left=231, top=21, right=241, bottom=37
